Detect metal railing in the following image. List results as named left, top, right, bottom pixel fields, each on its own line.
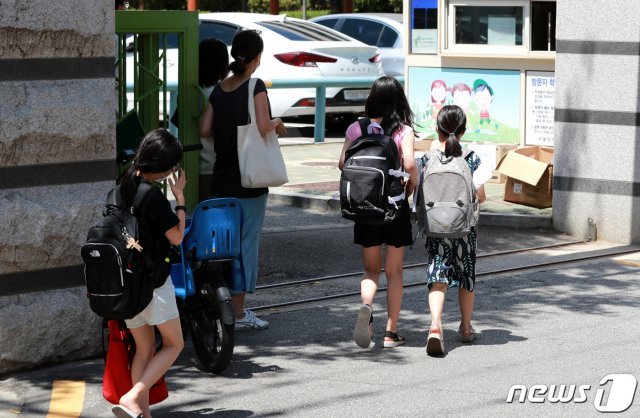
left=264, top=76, right=405, bottom=142
left=126, top=76, right=405, bottom=143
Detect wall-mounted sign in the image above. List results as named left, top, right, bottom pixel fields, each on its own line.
left=408, top=66, right=521, bottom=144
left=488, top=16, right=516, bottom=45
left=525, top=71, right=555, bottom=146
left=411, top=0, right=438, bottom=54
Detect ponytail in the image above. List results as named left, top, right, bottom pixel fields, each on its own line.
left=436, top=105, right=466, bottom=158
left=228, top=57, right=247, bottom=75
left=444, top=131, right=462, bottom=158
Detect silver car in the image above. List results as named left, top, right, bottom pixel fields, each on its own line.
left=311, top=13, right=404, bottom=76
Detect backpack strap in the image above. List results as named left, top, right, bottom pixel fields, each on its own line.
left=107, top=181, right=153, bottom=213
left=357, top=117, right=371, bottom=137
left=131, top=181, right=153, bottom=215
left=357, top=117, right=385, bottom=136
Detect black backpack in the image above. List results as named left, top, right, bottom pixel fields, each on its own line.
left=81, top=182, right=157, bottom=320
left=339, top=118, right=407, bottom=225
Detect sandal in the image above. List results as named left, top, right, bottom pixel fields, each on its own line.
left=112, top=405, right=143, bottom=418
left=458, top=326, right=475, bottom=343
left=426, top=326, right=445, bottom=356
left=353, top=304, right=373, bottom=348
left=383, top=330, right=406, bottom=348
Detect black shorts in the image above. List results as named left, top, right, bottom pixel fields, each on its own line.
left=354, top=201, right=413, bottom=248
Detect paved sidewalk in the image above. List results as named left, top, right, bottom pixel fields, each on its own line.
left=272, top=138, right=553, bottom=229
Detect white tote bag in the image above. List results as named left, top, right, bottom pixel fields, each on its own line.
left=237, top=78, right=289, bottom=188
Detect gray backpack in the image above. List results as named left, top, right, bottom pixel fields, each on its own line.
left=417, top=149, right=479, bottom=238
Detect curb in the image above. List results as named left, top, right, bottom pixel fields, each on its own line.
left=268, top=191, right=341, bottom=212
left=478, top=212, right=552, bottom=229
left=268, top=192, right=552, bottom=229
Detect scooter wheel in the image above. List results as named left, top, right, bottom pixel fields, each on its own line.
left=189, top=304, right=234, bottom=373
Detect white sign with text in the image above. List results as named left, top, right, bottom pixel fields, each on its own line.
left=525, top=71, right=556, bottom=146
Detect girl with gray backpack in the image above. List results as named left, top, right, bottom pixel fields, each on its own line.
left=420, top=105, right=487, bottom=356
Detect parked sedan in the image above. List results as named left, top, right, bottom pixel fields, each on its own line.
left=124, top=13, right=383, bottom=119
left=311, top=13, right=404, bottom=76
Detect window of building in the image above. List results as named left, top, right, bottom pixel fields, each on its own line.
left=411, top=0, right=439, bottom=54
left=447, top=1, right=528, bottom=53
left=530, top=1, right=556, bottom=51
left=444, top=0, right=556, bottom=55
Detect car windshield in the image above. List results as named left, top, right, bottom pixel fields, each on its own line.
left=257, top=20, right=351, bottom=42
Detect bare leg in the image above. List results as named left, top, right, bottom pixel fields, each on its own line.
left=232, top=293, right=246, bottom=319
left=360, top=245, right=382, bottom=305
left=120, top=318, right=184, bottom=418
left=428, top=283, right=447, bottom=332
left=383, top=245, right=405, bottom=335
left=122, top=325, right=155, bottom=417
left=352, top=246, right=382, bottom=347
left=458, top=287, right=475, bottom=332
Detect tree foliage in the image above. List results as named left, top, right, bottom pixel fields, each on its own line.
left=124, top=0, right=402, bottom=13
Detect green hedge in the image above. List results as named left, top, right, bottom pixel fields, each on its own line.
left=282, top=10, right=332, bottom=19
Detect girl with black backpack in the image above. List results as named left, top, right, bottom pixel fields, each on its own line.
left=338, top=76, right=418, bottom=349
left=112, top=129, right=186, bottom=418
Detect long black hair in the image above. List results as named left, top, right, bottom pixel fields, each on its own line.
left=364, top=75, right=414, bottom=136
left=199, top=38, right=229, bottom=87
left=229, top=30, right=263, bottom=75
left=120, top=128, right=183, bottom=204
left=436, top=104, right=466, bottom=158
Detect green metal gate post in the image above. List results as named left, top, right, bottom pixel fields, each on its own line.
left=116, top=11, right=200, bottom=211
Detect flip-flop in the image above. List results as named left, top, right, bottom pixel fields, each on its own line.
left=353, top=304, right=373, bottom=348
left=112, top=405, right=143, bottom=418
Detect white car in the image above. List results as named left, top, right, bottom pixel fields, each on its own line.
left=311, top=13, right=404, bottom=76
left=124, top=13, right=383, bottom=119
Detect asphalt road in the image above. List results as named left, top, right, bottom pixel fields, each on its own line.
left=258, top=202, right=575, bottom=285
left=4, top=202, right=639, bottom=418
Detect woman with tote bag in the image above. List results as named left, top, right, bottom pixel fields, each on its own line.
left=200, top=29, right=286, bottom=331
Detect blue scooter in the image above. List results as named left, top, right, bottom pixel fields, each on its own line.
left=171, top=198, right=244, bottom=373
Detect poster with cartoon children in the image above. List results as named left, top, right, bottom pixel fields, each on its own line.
left=408, top=67, right=520, bottom=144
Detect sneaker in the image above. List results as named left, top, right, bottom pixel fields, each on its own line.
left=235, top=309, right=269, bottom=330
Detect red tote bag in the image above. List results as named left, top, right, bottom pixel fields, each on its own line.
left=103, top=320, right=168, bottom=405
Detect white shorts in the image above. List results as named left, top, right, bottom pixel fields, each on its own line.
left=125, top=277, right=180, bottom=329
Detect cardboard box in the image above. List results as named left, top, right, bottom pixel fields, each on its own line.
left=466, top=143, right=518, bottom=184
left=496, top=146, right=554, bottom=208
left=413, top=138, right=435, bottom=152
left=494, top=144, right=518, bottom=183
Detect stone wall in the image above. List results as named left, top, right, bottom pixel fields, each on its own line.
left=553, top=0, right=640, bottom=243
left=0, top=0, right=115, bottom=374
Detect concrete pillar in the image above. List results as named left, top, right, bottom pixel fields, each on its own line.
left=553, top=0, right=640, bottom=243
left=0, top=0, right=115, bottom=373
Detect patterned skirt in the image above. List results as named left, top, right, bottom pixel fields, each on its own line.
left=425, top=229, right=477, bottom=292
